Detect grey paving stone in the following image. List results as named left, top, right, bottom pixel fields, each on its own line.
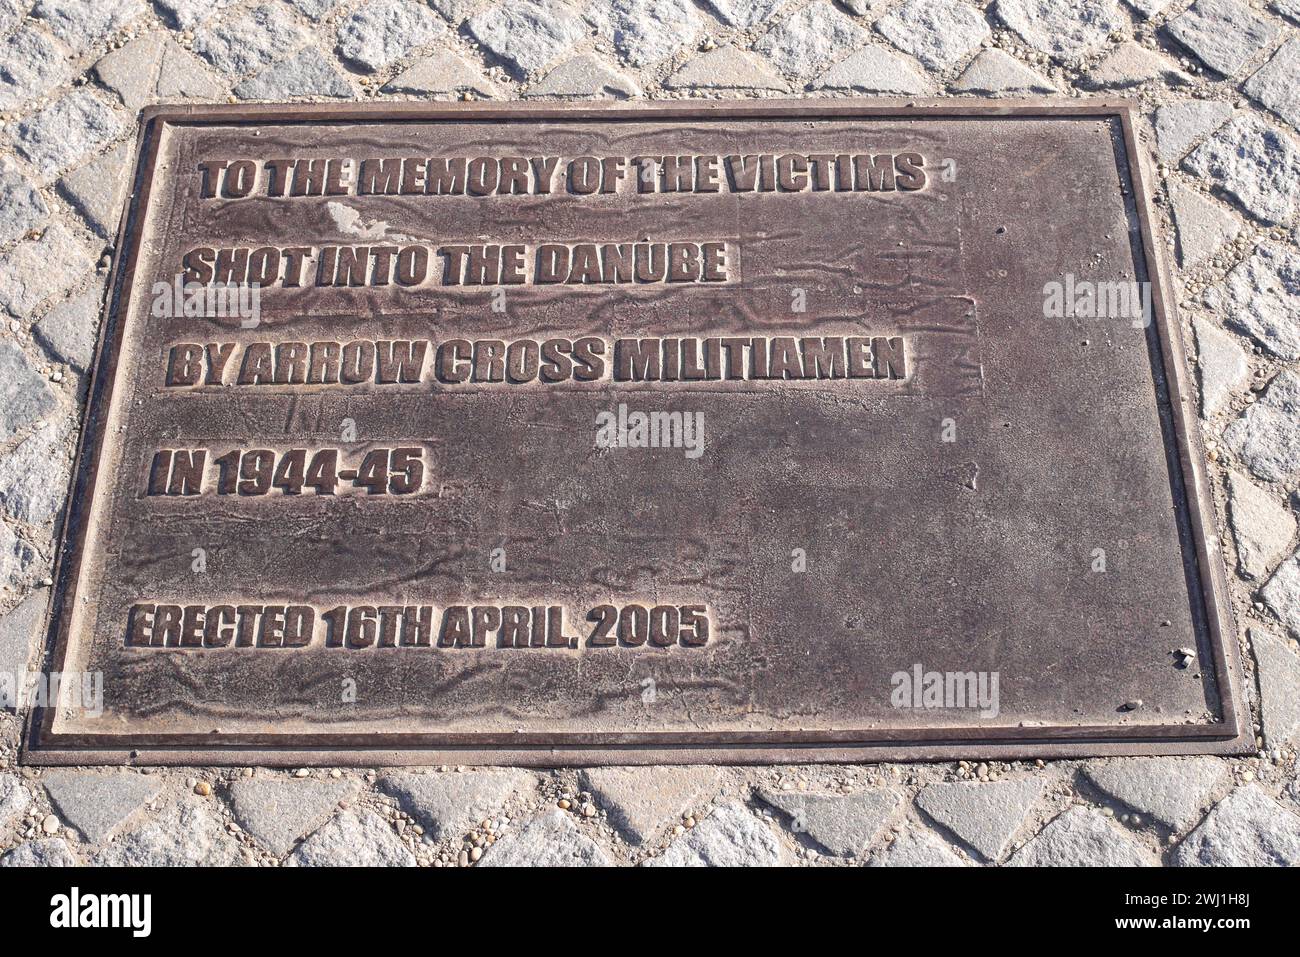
left=35, top=283, right=102, bottom=377
left=705, top=0, right=787, bottom=28
left=1081, top=40, right=1191, bottom=89
left=58, top=143, right=133, bottom=241
left=93, top=33, right=163, bottom=110
left=195, top=3, right=309, bottom=77
left=1244, top=39, right=1300, bottom=129
left=0, top=420, right=71, bottom=525
left=479, top=810, right=610, bottom=866
left=1219, top=243, right=1299, bottom=332
left=0, top=159, right=47, bottom=247
left=378, top=769, right=536, bottom=841
left=229, top=776, right=358, bottom=857
left=1276, top=0, right=1300, bottom=22
left=1263, top=553, right=1300, bottom=634
left=666, top=46, right=790, bottom=92
left=1174, top=785, right=1300, bottom=865
left=153, top=41, right=230, bottom=105
left=647, top=801, right=783, bottom=866
left=915, top=778, right=1043, bottom=861
left=286, top=809, right=414, bottom=866
left=1183, top=114, right=1300, bottom=226
left=578, top=766, right=720, bottom=843
left=95, top=797, right=246, bottom=866
left=94, top=32, right=225, bottom=111
left=951, top=48, right=1056, bottom=94
left=235, top=47, right=355, bottom=99
left=0, top=772, right=31, bottom=830
left=41, top=771, right=162, bottom=844
left=1207, top=243, right=1300, bottom=360
left=1167, top=0, right=1277, bottom=77
left=0, top=0, right=20, bottom=34
left=1171, top=185, right=1238, bottom=271
left=1223, top=370, right=1300, bottom=483
left=759, top=787, right=898, bottom=857
left=585, top=0, right=705, bottom=68
left=285, top=0, right=340, bottom=15
left=467, top=0, right=587, bottom=78
left=1125, top=0, right=1170, bottom=16
left=813, top=43, right=935, bottom=93
left=33, top=283, right=102, bottom=373
left=12, top=91, right=124, bottom=183
left=867, top=828, right=966, bottom=866
left=429, top=0, right=477, bottom=22
left=0, top=838, right=78, bottom=866
left=1227, top=471, right=1296, bottom=580
left=0, top=592, right=46, bottom=710
left=381, top=51, right=499, bottom=97
left=754, top=1, right=867, bottom=78
left=877, top=0, right=990, bottom=71
left=1083, top=757, right=1227, bottom=830
left=32, top=0, right=145, bottom=53
left=336, top=0, right=444, bottom=73
left=526, top=54, right=643, bottom=98
left=0, top=26, right=72, bottom=112
left=0, top=524, right=39, bottom=592
left=1263, top=548, right=1300, bottom=641
left=0, top=224, right=93, bottom=320
left=993, top=0, right=1125, bottom=62
left=1252, top=625, right=1300, bottom=746
left=155, top=0, right=237, bottom=31
left=1153, top=100, right=1232, bottom=164
left=1009, top=806, right=1155, bottom=866
left=0, top=341, right=58, bottom=440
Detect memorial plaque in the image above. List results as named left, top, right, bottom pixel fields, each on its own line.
left=24, top=101, right=1249, bottom=766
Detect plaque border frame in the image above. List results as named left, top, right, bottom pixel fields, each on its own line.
left=22, top=99, right=1252, bottom=766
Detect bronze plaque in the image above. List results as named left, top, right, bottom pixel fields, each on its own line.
left=24, top=101, right=1249, bottom=766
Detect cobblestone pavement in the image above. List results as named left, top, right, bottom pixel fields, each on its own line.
left=1, top=0, right=1300, bottom=867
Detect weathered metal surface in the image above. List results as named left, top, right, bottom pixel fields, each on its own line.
left=23, top=101, right=1248, bottom=765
